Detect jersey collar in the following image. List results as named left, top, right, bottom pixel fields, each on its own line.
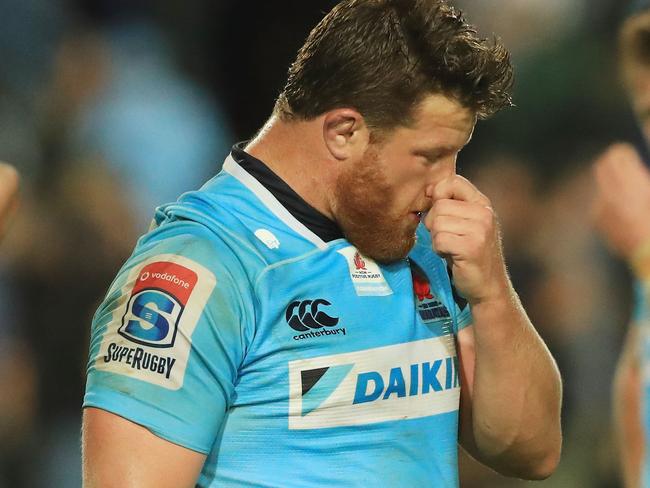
left=225, top=143, right=345, bottom=247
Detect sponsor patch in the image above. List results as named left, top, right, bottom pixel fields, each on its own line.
left=338, top=247, right=392, bottom=296
left=119, top=261, right=197, bottom=348
left=95, top=254, right=216, bottom=390
left=288, top=336, right=458, bottom=430
left=285, top=299, right=347, bottom=341
left=410, top=260, right=453, bottom=337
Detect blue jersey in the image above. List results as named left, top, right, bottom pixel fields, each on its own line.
left=83, top=149, right=473, bottom=487
left=633, top=281, right=650, bottom=487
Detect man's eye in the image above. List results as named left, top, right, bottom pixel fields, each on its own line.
left=422, top=154, right=442, bottom=164
left=417, top=154, right=436, bottom=163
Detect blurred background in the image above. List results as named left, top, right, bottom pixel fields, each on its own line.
left=0, top=0, right=642, bottom=486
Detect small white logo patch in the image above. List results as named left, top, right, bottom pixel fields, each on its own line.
left=255, top=229, right=281, bottom=249
left=338, top=246, right=392, bottom=296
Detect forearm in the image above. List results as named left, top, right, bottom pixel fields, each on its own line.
left=464, top=286, right=562, bottom=479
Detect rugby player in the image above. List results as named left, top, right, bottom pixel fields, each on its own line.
left=82, top=1, right=562, bottom=486
left=594, top=4, right=650, bottom=487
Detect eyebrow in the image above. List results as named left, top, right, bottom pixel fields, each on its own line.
left=413, top=146, right=461, bottom=160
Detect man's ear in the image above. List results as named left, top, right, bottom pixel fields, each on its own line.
left=323, top=109, right=369, bottom=160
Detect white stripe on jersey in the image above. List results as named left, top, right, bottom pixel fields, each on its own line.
left=223, top=155, right=329, bottom=250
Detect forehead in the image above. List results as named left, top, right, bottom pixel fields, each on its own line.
left=387, top=94, right=477, bottom=148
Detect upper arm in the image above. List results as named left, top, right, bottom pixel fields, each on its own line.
left=83, top=223, right=255, bottom=481
left=82, top=407, right=206, bottom=488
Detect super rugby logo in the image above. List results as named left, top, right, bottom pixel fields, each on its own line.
left=286, top=299, right=346, bottom=341
left=119, top=262, right=198, bottom=348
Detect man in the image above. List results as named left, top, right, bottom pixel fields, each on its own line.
left=82, top=1, right=562, bottom=486
left=594, top=6, right=650, bottom=487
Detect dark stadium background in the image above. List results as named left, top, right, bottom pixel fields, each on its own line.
left=0, top=0, right=639, bottom=486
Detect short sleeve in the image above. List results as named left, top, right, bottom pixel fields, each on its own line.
left=455, top=300, right=473, bottom=332
left=445, top=258, right=473, bottom=333
left=83, top=221, right=255, bottom=454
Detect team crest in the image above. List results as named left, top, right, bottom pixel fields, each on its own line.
left=353, top=252, right=366, bottom=270
left=410, top=261, right=452, bottom=330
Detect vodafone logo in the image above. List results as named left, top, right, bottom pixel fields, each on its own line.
left=139, top=270, right=191, bottom=289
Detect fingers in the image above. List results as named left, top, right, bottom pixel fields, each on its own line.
left=424, top=198, right=494, bottom=233
left=427, top=198, right=494, bottom=219
left=431, top=174, right=490, bottom=206
left=424, top=174, right=495, bottom=252
left=425, top=212, right=494, bottom=248
left=431, top=231, right=479, bottom=258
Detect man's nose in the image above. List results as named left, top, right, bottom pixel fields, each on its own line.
left=425, top=158, right=456, bottom=198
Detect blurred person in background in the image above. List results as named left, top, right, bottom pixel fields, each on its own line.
left=0, top=1, right=232, bottom=486
left=0, top=163, right=31, bottom=488
left=81, top=0, right=562, bottom=486
left=594, top=143, right=650, bottom=488
left=593, top=3, right=650, bottom=487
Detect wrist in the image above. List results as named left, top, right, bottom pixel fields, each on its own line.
left=468, top=280, right=513, bottom=309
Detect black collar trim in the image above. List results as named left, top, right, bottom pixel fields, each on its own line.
left=230, top=143, right=344, bottom=243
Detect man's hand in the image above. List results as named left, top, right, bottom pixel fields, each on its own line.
left=425, top=174, right=562, bottom=480
left=424, top=174, right=509, bottom=305
left=593, top=143, right=650, bottom=260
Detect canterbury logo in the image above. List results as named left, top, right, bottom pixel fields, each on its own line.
left=286, top=299, right=339, bottom=331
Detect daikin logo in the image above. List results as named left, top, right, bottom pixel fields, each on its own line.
left=288, top=337, right=459, bottom=429
left=353, top=358, right=459, bottom=404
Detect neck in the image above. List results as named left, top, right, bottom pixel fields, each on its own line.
left=245, top=115, right=336, bottom=220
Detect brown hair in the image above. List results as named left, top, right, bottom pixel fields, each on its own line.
left=275, top=0, right=513, bottom=131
